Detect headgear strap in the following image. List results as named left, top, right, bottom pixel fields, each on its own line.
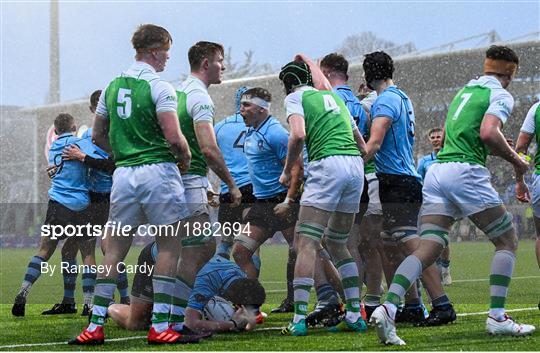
left=241, top=95, right=271, bottom=110
left=483, top=58, right=518, bottom=78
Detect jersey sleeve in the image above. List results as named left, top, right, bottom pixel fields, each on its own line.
left=417, top=157, right=426, bottom=179
left=486, top=88, right=514, bottom=125
left=95, top=83, right=110, bottom=119
left=520, top=102, right=539, bottom=134
left=371, top=93, right=399, bottom=122
left=268, top=124, right=289, bottom=161
left=284, top=91, right=304, bottom=120
left=187, top=90, right=215, bottom=124
left=151, top=80, right=178, bottom=114
left=186, top=274, right=216, bottom=312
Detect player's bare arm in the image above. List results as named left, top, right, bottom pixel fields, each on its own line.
left=194, top=121, right=241, bottom=206
left=280, top=114, right=305, bottom=187
left=480, top=114, right=528, bottom=176
left=364, top=116, right=392, bottom=162
left=515, top=131, right=534, bottom=202
left=184, top=306, right=255, bottom=333
left=92, top=115, right=112, bottom=154
left=157, top=111, right=191, bottom=172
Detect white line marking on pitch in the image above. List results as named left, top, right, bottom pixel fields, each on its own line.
left=1, top=307, right=537, bottom=349
left=262, top=275, right=540, bottom=285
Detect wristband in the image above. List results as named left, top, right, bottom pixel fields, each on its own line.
left=283, top=197, right=294, bottom=205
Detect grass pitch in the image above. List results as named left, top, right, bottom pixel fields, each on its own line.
left=0, top=241, right=539, bottom=351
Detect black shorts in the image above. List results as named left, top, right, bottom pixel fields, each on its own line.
left=218, top=184, right=256, bottom=225
left=44, top=200, right=91, bottom=240
left=131, top=242, right=155, bottom=302
left=88, top=192, right=110, bottom=226
left=377, top=173, right=423, bottom=231
left=243, top=192, right=298, bottom=233
left=355, top=177, right=370, bottom=225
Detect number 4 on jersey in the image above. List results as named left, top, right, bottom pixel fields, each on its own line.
left=323, top=95, right=341, bottom=114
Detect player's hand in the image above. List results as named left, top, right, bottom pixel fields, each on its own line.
left=515, top=180, right=530, bottom=203
left=207, top=191, right=220, bottom=208
left=279, top=171, right=291, bottom=187
left=274, top=202, right=292, bottom=218
left=46, top=165, right=58, bottom=179
left=229, top=186, right=242, bottom=208
left=231, top=306, right=256, bottom=330
left=177, top=157, right=190, bottom=173
left=62, top=145, right=85, bottom=161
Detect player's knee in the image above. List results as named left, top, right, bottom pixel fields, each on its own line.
left=481, top=211, right=515, bottom=246
left=232, top=243, right=254, bottom=264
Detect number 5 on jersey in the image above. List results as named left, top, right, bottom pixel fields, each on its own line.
left=117, top=88, right=132, bottom=119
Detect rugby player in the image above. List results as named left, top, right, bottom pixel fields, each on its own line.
left=12, top=113, right=96, bottom=317
left=231, top=87, right=302, bottom=283
left=320, top=53, right=385, bottom=321
left=170, top=41, right=243, bottom=334
left=44, top=90, right=129, bottom=316
left=278, top=58, right=367, bottom=335
left=107, top=242, right=265, bottom=333
left=361, top=51, right=454, bottom=328
left=70, top=24, right=194, bottom=345
left=371, top=45, right=535, bottom=345
left=417, top=127, right=453, bottom=286
left=514, top=100, right=540, bottom=310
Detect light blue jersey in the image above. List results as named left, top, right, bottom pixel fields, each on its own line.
left=187, top=255, right=246, bottom=312
left=334, top=85, right=369, bottom=136
left=417, top=151, right=437, bottom=180
left=244, top=116, right=288, bottom=199
left=81, top=128, right=113, bottom=193
left=215, top=114, right=251, bottom=194
left=48, top=133, right=93, bottom=211
left=371, top=86, right=420, bottom=179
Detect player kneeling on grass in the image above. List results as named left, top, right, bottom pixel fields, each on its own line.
left=108, top=242, right=266, bottom=333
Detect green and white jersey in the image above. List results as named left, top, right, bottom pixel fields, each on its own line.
left=519, top=102, right=540, bottom=174
left=360, top=91, right=377, bottom=174
left=176, top=75, right=215, bottom=177
left=96, top=61, right=178, bottom=167
left=284, top=86, right=360, bottom=162
left=437, top=75, right=514, bottom=166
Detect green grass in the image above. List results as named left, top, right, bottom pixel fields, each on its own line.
left=0, top=241, right=539, bottom=351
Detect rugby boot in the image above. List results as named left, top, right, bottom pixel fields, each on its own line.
left=305, top=301, right=342, bottom=327
left=173, top=325, right=213, bottom=339
left=12, top=292, right=26, bottom=317
left=281, top=319, right=307, bottom=336
left=418, top=303, right=457, bottom=326
left=68, top=326, right=105, bottom=345
left=120, top=296, right=131, bottom=305
left=486, top=314, right=535, bottom=336
left=395, top=305, right=426, bottom=325
left=42, top=302, right=77, bottom=315
left=369, top=305, right=405, bottom=346
left=271, top=297, right=294, bottom=313
left=328, top=316, right=367, bottom=333
left=441, top=267, right=452, bottom=285
left=147, top=327, right=201, bottom=344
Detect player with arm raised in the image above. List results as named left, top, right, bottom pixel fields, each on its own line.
left=278, top=59, right=367, bottom=336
